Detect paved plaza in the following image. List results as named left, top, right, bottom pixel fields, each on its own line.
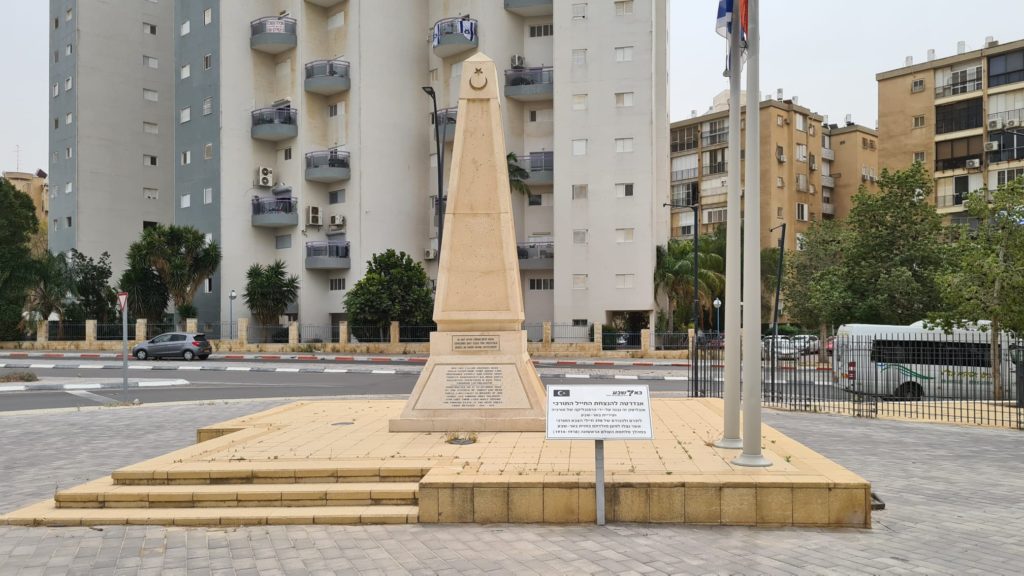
left=1, top=398, right=1022, bottom=575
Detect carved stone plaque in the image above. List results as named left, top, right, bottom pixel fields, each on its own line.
left=413, top=364, right=530, bottom=410
left=451, top=335, right=501, bottom=351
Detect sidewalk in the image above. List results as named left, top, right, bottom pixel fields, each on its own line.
left=1, top=399, right=1022, bottom=574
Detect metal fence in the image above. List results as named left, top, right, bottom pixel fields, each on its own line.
left=602, top=332, right=641, bottom=351
left=47, top=322, right=86, bottom=341
left=248, top=324, right=288, bottom=344
left=524, top=322, right=544, bottom=343
left=199, top=321, right=237, bottom=341
left=96, top=323, right=136, bottom=341
left=349, top=324, right=390, bottom=343
left=299, top=324, right=338, bottom=344
left=654, top=332, right=689, bottom=351
left=146, top=323, right=180, bottom=339
left=552, top=323, right=591, bottom=343
left=399, top=325, right=435, bottom=343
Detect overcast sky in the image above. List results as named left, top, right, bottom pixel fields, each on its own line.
left=3, top=1, right=1024, bottom=173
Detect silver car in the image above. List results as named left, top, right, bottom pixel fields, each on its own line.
left=132, top=332, right=212, bottom=361
left=761, top=336, right=800, bottom=360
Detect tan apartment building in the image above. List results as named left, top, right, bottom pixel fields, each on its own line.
left=2, top=169, right=49, bottom=226
left=669, top=92, right=877, bottom=252
left=877, top=38, right=1024, bottom=223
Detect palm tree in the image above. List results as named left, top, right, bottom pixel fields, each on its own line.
left=507, top=152, right=531, bottom=195
left=135, top=224, right=221, bottom=321
left=243, top=260, right=299, bottom=342
left=24, top=252, right=74, bottom=338
left=654, top=239, right=725, bottom=332
left=118, top=242, right=171, bottom=325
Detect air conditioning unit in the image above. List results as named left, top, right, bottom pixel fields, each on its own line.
left=306, top=205, right=322, bottom=226
left=966, top=158, right=982, bottom=169
left=777, top=153, right=787, bottom=163
left=329, top=214, right=346, bottom=228
left=510, top=54, right=525, bottom=69
left=988, top=118, right=1004, bottom=130
left=984, top=141, right=1001, bottom=152
left=256, top=166, right=274, bottom=187
left=424, top=248, right=437, bottom=260
left=1007, top=119, right=1020, bottom=129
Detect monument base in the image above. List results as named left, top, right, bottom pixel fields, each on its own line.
left=389, top=331, right=546, bottom=432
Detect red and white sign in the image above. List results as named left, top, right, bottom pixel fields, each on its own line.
left=117, top=292, right=128, bottom=312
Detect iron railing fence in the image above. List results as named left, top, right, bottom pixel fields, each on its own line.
left=654, top=332, right=689, bottom=351
left=47, top=322, right=86, bottom=341
left=602, top=332, right=641, bottom=351
left=552, top=323, right=591, bottom=343
left=299, top=324, right=337, bottom=344
left=524, top=322, right=544, bottom=343
left=399, top=325, right=435, bottom=343
left=198, top=321, right=237, bottom=341
left=349, top=324, right=391, bottom=343
left=304, top=59, right=349, bottom=80
left=248, top=324, right=289, bottom=344
left=96, top=323, right=137, bottom=341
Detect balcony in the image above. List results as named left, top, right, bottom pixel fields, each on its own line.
left=670, top=191, right=697, bottom=206
left=305, top=241, right=350, bottom=270
left=820, top=174, right=835, bottom=188
left=517, top=242, right=553, bottom=270
left=671, top=168, right=699, bottom=182
left=305, top=149, right=350, bottom=183
left=250, top=17, right=296, bottom=54
left=504, top=67, right=553, bottom=102
left=504, top=0, right=553, bottom=17
left=822, top=202, right=835, bottom=216
left=306, top=0, right=343, bottom=7
left=436, top=107, right=457, bottom=143
left=432, top=17, right=478, bottom=58
left=821, top=147, right=835, bottom=161
left=251, top=196, right=298, bottom=228
left=304, top=59, right=350, bottom=95
left=987, top=108, right=1024, bottom=131
left=701, top=132, right=728, bottom=147
left=251, top=107, right=298, bottom=141
left=702, top=162, right=727, bottom=176
left=522, top=151, right=553, bottom=185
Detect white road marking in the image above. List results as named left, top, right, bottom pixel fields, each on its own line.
left=565, top=374, right=590, bottom=379
left=372, top=370, right=396, bottom=374
left=324, top=369, right=349, bottom=373
left=129, top=366, right=153, bottom=370
left=226, top=367, right=251, bottom=372
left=64, top=383, right=103, bottom=390
left=275, top=368, right=301, bottom=373
left=29, top=364, right=55, bottom=369
left=614, top=375, right=639, bottom=380
left=0, top=385, right=26, bottom=392
left=77, top=364, right=104, bottom=369
left=138, top=379, right=189, bottom=387
left=65, top=390, right=117, bottom=404
left=663, top=376, right=688, bottom=381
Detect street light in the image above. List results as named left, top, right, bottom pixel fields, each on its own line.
left=713, top=297, right=722, bottom=334
left=423, top=86, right=445, bottom=262
left=663, top=200, right=700, bottom=395
left=229, top=289, right=237, bottom=340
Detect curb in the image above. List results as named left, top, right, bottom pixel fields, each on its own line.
left=0, top=379, right=190, bottom=392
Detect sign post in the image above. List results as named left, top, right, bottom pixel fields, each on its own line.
left=117, top=292, right=129, bottom=395
left=546, top=384, right=653, bottom=525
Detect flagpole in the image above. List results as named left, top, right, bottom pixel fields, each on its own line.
left=715, top=11, right=743, bottom=449
left=734, top=0, right=771, bottom=467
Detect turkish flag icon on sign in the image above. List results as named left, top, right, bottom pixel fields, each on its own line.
left=117, top=292, right=128, bottom=312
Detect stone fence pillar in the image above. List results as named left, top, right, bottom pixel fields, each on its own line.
left=390, top=321, right=400, bottom=346
left=592, top=323, right=603, bottom=354
left=542, top=322, right=552, bottom=345
left=688, top=328, right=696, bottom=360
left=85, top=319, right=97, bottom=344
left=186, top=318, right=198, bottom=333
left=237, top=318, right=249, bottom=345
left=338, top=322, right=349, bottom=346
left=36, top=320, right=48, bottom=344
left=135, top=318, right=147, bottom=344
left=640, top=329, right=651, bottom=355
left=288, top=321, right=299, bottom=345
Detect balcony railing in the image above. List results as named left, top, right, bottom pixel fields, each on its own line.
left=250, top=17, right=297, bottom=54
left=436, top=107, right=457, bottom=143
left=701, top=132, right=728, bottom=147
left=988, top=148, right=1024, bottom=164
left=432, top=17, right=478, bottom=58
left=304, top=59, right=350, bottom=95
left=935, top=156, right=980, bottom=172
left=937, top=193, right=968, bottom=208
left=988, top=108, right=1024, bottom=129
left=517, top=242, right=553, bottom=269
left=305, top=149, right=351, bottom=183
left=251, top=107, right=298, bottom=141
left=934, top=77, right=982, bottom=99
left=504, top=67, right=553, bottom=101
left=523, top=151, right=553, bottom=184
left=821, top=147, right=835, bottom=161
left=251, top=196, right=298, bottom=228
left=820, top=174, right=835, bottom=188
left=305, top=241, right=351, bottom=270
left=671, top=167, right=699, bottom=181
left=671, top=226, right=694, bottom=238
left=822, top=202, right=835, bottom=215
left=504, top=0, right=553, bottom=16
left=671, top=139, right=698, bottom=153
left=702, top=162, right=727, bottom=176
left=670, top=191, right=697, bottom=206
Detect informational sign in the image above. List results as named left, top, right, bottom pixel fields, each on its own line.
left=546, top=384, right=653, bottom=440
left=117, top=292, right=128, bottom=312
left=265, top=20, right=286, bottom=33
left=451, top=335, right=500, bottom=351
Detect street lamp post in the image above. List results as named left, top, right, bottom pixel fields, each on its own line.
left=423, top=86, right=445, bottom=262
left=229, top=289, right=237, bottom=340
left=664, top=202, right=700, bottom=395
left=713, top=297, right=722, bottom=334
left=768, top=223, right=786, bottom=402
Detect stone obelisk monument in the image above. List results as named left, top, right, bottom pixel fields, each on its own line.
left=390, top=53, right=546, bottom=432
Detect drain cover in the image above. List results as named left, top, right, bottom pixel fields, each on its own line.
left=331, top=421, right=353, bottom=426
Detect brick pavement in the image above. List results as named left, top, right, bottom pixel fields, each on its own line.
left=1, top=399, right=1023, bottom=574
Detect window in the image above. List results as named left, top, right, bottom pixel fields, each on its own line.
left=328, top=104, right=338, bottom=117
left=143, top=155, right=158, bottom=166
left=615, top=0, right=634, bottom=15
left=777, top=114, right=784, bottom=126
left=204, top=143, right=213, bottom=160
left=180, top=150, right=191, bottom=165
left=66, top=43, right=72, bottom=56
left=204, top=8, right=213, bottom=25
left=53, top=117, right=59, bottom=130
left=529, top=278, right=554, bottom=290
left=180, top=193, right=191, bottom=208
left=52, top=84, right=58, bottom=97
left=203, top=97, right=213, bottom=115
left=572, top=49, right=587, bottom=66
left=65, top=77, right=73, bottom=91
left=143, top=55, right=159, bottom=69
left=996, top=167, right=1024, bottom=187
left=180, top=64, right=191, bottom=79
left=203, top=187, right=213, bottom=204
left=796, top=202, right=808, bottom=221
left=142, top=122, right=158, bottom=135
left=573, top=229, right=588, bottom=243
left=54, top=18, right=58, bottom=30
left=180, top=107, right=191, bottom=123
left=913, top=115, right=925, bottom=129
left=65, top=8, right=72, bottom=21
left=143, top=188, right=159, bottom=200
left=935, top=98, right=983, bottom=134
left=988, top=49, right=1024, bottom=88
left=329, top=190, right=346, bottom=204
left=795, top=174, right=807, bottom=192
left=328, top=278, right=347, bottom=291
left=615, top=46, right=634, bottom=62
left=776, top=176, right=784, bottom=188
left=275, top=234, right=291, bottom=250
left=911, top=78, right=925, bottom=93
left=65, top=182, right=72, bottom=194
left=66, top=217, right=72, bottom=228
left=202, top=54, right=213, bottom=72
left=143, top=22, right=157, bottom=35
left=572, top=184, right=588, bottom=199
left=777, top=206, right=783, bottom=219
left=572, top=3, right=587, bottom=19
left=615, top=183, right=634, bottom=197
left=704, top=207, right=727, bottom=224
left=572, top=139, right=588, bottom=156
left=796, top=143, right=808, bottom=162
left=935, top=135, right=984, bottom=171
left=203, top=277, right=213, bottom=294
left=65, top=112, right=72, bottom=125
left=572, top=94, right=588, bottom=110
left=615, top=228, right=635, bottom=243
left=615, top=138, right=634, bottom=153
left=283, top=147, right=292, bottom=161
left=529, top=24, right=553, bottom=37
left=572, top=274, right=588, bottom=290
left=180, top=20, right=190, bottom=36
left=914, top=151, right=926, bottom=164
left=54, top=50, right=59, bottom=64
left=143, top=88, right=159, bottom=102
left=65, top=147, right=73, bottom=159
left=795, top=113, right=806, bottom=132
left=52, top=219, right=58, bottom=231
left=527, top=194, right=542, bottom=206
left=529, top=110, right=537, bottom=122
left=615, top=92, right=634, bottom=107
left=615, top=274, right=635, bottom=289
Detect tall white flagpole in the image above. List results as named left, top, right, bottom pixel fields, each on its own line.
left=734, top=0, right=771, bottom=467
left=715, top=10, right=743, bottom=449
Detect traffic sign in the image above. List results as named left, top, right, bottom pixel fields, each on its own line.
left=117, top=292, right=128, bottom=312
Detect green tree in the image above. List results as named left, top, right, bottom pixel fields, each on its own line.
left=132, top=224, right=221, bottom=319
left=842, top=162, right=946, bottom=324
left=654, top=239, right=724, bottom=332
left=24, top=252, right=74, bottom=337
left=344, top=250, right=434, bottom=336
left=784, top=220, right=852, bottom=361
left=118, top=241, right=171, bottom=324
left=507, top=152, right=531, bottom=195
left=930, top=177, right=1024, bottom=400
left=0, top=177, right=40, bottom=339
left=67, top=250, right=116, bottom=322
left=243, top=260, right=300, bottom=332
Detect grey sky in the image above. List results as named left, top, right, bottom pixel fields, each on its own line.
left=3, top=1, right=1024, bottom=172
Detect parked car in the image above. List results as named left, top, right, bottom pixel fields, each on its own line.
left=132, top=332, right=211, bottom=361
left=761, top=336, right=800, bottom=360
left=792, top=335, right=820, bottom=354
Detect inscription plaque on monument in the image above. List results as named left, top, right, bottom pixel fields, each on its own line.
left=452, top=335, right=501, bottom=351
left=413, top=363, right=531, bottom=410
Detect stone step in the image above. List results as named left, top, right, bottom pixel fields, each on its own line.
left=1, top=501, right=418, bottom=527
left=111, top=463, right=430, bottom=485
left=55, top=478, right=419, bottom=509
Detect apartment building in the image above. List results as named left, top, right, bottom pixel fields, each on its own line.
left=47, top=0, right=175, bottom=272
left=171, top=0, right=667, bottom=329
left=877, top=38, right=1024, bottom=223
left=2, top=169, right=49, bottom=227
left=669, top=92, right=877, bottom=252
